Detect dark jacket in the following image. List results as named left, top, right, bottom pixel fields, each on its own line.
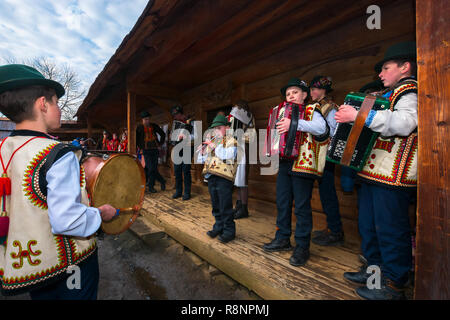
left=136, top=123, right=165, bottom=150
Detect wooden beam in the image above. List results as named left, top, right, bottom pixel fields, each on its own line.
left=76, top=0, right=182, bottom=117
left=414, top=0, right=450, bottom=300
left=127, top=91, right=137, bottom=155
left=127, top=0, right=255, bottom=84
left=127, top=82, right=180, bottom=99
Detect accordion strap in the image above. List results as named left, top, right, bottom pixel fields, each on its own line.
left=341, top=95, right=376, bottom=166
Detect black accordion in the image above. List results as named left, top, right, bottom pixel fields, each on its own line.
left=326, top=92, right=389, bottom=171
left=170, top=120, right=193, bottom=145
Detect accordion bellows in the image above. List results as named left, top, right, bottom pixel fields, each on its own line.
left=265, top=101, right=305, bottom=160
left=326, top=92, right=390, bottom=171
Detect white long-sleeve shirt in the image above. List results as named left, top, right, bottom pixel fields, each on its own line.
left=46, top=152, right=102, bottom=237
left=365, top=92, right=418, bottom=137
left=296, top=110, right=328, bottom=136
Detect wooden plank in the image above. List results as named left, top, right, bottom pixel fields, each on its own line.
left=226, top=1, right=415, bottom=87
left=159, top=0, right=393, bottom=88
left=141, top=191, right=360, bottom=300
left=414, top=0, right=450, bottom=300
left=128, top=0, right=255, bottom=84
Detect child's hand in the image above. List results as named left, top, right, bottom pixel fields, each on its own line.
left=276, top=117, right=291, bottom=134
left=206, top=140, right=216, bottom=150
left=335, top=105, right=358, bottom=123
left=98, top=204, right=117, bottom=222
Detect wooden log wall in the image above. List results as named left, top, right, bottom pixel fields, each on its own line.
left=164, top=0, right=417, bottom=243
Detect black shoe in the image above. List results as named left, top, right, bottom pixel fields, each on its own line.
left=232, top=200, right=242, bottom=214
left=218, top=233, right=235, bottom=243
left=182, top=194, right=191, bottom=201
left=263, top=238, right=292, bottom=252
left=234, top=204, right=249, bottom=219
left=312, top=230, right=344, bottom=246
left=356, top=279, right=406, bottom=300
left=311, top=228, right=328, bottom=239
left=161, top=181, right=166, bottom=191
left=149, top=187, right=157, bottom=193
left=289, top=246, right=310, bottom=267
left=207, top=229, right=222, bottom=238
left=359, top=254, right=368, bottom=266
left=344, top=265, right=370, bottom=284
left=172, top=192, right=182, bottom=199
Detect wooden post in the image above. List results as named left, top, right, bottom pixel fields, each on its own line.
left=127, top=90, right=137, bottom=155
left=415, top=0, right=450, bottom=300
left=87, top=115, right=93, bottom=148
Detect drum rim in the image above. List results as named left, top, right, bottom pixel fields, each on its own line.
left=85, top=153, right=146, bottom=235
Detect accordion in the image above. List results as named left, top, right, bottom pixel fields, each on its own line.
left=170, top=120, right=193, bottom=145
left=264, top=101, right=305, bottom=160
left=326, top=92, right=390, bottom=171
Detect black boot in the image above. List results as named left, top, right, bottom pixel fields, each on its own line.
left=289, top=246, right=310, bottom=267
left=172, top=191, right=182, bottom=199
left=232, top=200, right=242, bottom=214
left=160, top=180, right=166, bottom=191
left=312, top=229, right=344, bottom=246
left=356, top=279, right=407, bottom=300
left=344, top=265, right=370, bottom=284
left=234, top=204, right=249, bottom=219
left=311, top=228, right=328, bottom=239
left=263, top=238, right=292, bottom=252
left=207, top=229, right=222, bottom=238
left=182, top=193, right=191, bottom=200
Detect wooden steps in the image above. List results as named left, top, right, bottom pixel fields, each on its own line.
left=140, top=190, right=362, bottom=300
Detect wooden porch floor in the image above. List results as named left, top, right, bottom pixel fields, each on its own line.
left=140, top=189, right=362, bottom=300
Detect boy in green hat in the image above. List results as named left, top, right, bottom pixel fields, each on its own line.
left=197, top=114, right=240, bottom=243
left=263, top=78, right=329, bottom=267
left=0, top=64, right=117, bottom=299
left=336, top=41, right=418, bottom=300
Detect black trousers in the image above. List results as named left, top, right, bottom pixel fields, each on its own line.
left=207, top=175, right=235, bottom=237
left=29, top=251, right=99, bottom=300
left=174, top=163, right=191, bottom=195
left=275, top=160, right=315, bottom=250
left=143, top=148, right=165, bottom=188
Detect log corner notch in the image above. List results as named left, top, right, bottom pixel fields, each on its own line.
left=414, top=0, right=450, bottom=300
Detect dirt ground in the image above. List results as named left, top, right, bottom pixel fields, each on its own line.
left=0, top=229, right=260, bottom=300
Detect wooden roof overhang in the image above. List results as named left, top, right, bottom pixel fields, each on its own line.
left=76, top=0, right=405, bottom=129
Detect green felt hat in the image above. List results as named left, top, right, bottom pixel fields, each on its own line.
left=280, top=78, right=309, bottom=96
left=374, top=41, right=417, bottom=73
left=209, top=114, right=231, bottom=129
left=0, top=64, right=65, bottom=98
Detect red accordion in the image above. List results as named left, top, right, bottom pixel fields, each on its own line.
left=264, top=101, right=305, bottom=160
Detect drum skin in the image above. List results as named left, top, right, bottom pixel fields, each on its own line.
left=82, top=153, right=146, bottom=234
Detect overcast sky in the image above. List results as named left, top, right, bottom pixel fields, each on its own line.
left=0, top=0, right=148, bottom=89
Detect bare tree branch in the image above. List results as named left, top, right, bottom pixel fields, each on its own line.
left=1, top=56, right=86, bottom=120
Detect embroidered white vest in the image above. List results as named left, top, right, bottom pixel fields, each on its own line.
left=357, top=80, right=418, bottom=188
left=291, top=103, right=329, bottom=178
left=0, top=136, right=96, bottom=295
left=202, top=136, right=240, bottom=181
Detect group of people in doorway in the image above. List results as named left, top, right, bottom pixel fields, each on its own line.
left=0, top=41, right=417, bottom=300
left=97, top=129, right=128, bottom=152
